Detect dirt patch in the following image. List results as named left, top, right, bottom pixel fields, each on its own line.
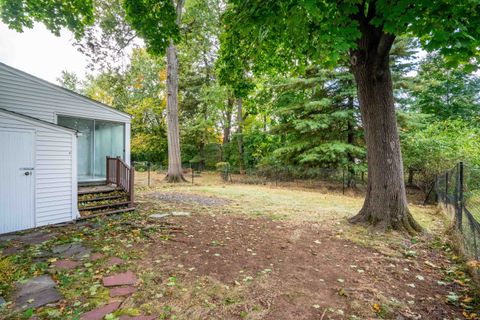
left=144, top=191, right=231, bottom=206
left=134, top=212, right=464, bottom=319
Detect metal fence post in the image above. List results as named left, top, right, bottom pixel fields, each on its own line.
left=275, top=166, right=278, bottom=186
left=458, top=162, right=464, bottom=230
left=147, top=161, right=151, bottom=187
left=445, top=172, right=449, bottom=207
left=191, top=162, right=194, bottom=184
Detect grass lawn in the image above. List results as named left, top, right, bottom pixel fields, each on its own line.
left=0, top=171, right=478, bottom=319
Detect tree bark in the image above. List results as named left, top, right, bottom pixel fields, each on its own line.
left=223, top=97, right=233, bottom=145
left=236, top=97, right=246, bottom=174
left=348, top=21, right=421, bottom=234
left=165, top=0, right=186, bottom=183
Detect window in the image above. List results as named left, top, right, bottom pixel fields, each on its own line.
left=57, top=115, right=125, bottom=182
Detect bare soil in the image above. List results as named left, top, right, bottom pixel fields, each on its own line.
left=130, top=177, right=473, bottom=320
left=1, top=172, right=476, bottom=319
left=138, top=213, right=461, bottom=319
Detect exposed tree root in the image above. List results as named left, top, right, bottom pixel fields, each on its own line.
left=164, top=174, right=188, bottom=183
left=349, top=207, right=423, bottom=236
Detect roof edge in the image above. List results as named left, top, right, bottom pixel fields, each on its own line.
left=0, top=62, right=132, bottom=119
left=0, top=108, right=78, bottom=134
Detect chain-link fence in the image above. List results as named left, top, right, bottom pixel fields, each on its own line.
left=133, top=161, right=200, bottom=186
left=216, top=164, right=367, bottom=194
left=435, top=162, right=480, bottom=260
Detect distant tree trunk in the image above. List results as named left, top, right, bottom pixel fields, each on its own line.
left=346, top=92, right=356, bottom=188
left=407, top=168, right=414, bottom=187
left=199, top=142, right=205, bottom=171
left=165, top=0, right=186, bottom=183
left=236, top=97, right=246, bottom=174
left=199, top=48, right=211, bottom=171
left=198, top=105, right=207, bottom=171
left=348, top=23, right=421, bottom=234
left=223, top=97, right=233, bottom=145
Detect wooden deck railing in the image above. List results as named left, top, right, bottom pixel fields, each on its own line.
left=106, top=156, right=135, bottom=208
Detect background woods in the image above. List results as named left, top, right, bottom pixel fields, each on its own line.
left=48, top=0, right=480, bottom=232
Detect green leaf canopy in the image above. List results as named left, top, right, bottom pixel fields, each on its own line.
left=123, top=0, right=180, bottom=55
left=223, top=0, right=480, bottom=71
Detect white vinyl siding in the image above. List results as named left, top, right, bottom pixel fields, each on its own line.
left=0, top=64, right=131, bottom=166
left=0, top=111, right=77, bottom=228
left=0, top=65, right=130, bottom=123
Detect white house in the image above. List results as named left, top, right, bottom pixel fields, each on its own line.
left=0, top=62, right=133, bottom=234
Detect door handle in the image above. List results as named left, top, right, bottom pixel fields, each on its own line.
left=24, top=172, right=31, bottom=176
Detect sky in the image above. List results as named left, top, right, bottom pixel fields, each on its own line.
left=0, top=23, right=89, bottom=84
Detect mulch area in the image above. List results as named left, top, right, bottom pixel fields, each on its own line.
left=144, top=191, right=231, bottom=206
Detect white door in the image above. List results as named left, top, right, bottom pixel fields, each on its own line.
left=0, top=130, right=35, bottom=233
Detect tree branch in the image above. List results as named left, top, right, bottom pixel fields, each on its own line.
left=175, top=0, right=185, bottom=23
left=377, top=33, right=396, bottom=60
left=366, top=1, right=377, bottom=22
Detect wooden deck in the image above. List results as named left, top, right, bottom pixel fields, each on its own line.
left=78, top=184, right=119, bottom=195
left=77, top=158, right=135, bottom=218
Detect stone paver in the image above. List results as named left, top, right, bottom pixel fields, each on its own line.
left=32, top=250, right=54, bottom=263
left=80, top=301, right=121, bottom=320
left=52, top=260, right=80, bottom=270
left=109, top=286, right=137, bottom=297
left=149, top=213, right=170, bottom=219
left=107, top=257, right=124, bottom=266
left=19, top=231, right=57, bottom=245
left=14, top=275, right=62, bottom=309
left=0, top=233, right=22, bottom=243
left=171, top=211, right=191, bottom=217
left=90, top=252, right=105, bottom=261
left=103, top=271, right=137, bottom=287
left=1, top=246, right=21, bottom=256
left=52, top=243, right=91, bottom=260
left=1, top=231, right=57, bottom=256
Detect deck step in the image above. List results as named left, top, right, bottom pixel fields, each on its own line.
left=77, top=207, right=136, bottom=220
left=79, top=201, right=131, bottom=211
left=79, top=195, right=125, bottom=202
left=78, top=186, right=121, bottom=196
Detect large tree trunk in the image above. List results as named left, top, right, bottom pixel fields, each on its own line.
left=236, top=97, right=246, bottom=174
left=348, top=25, right=421, bottom=234
left=165, top=40, right=186, bottom=182
left=165, top=0, right=186, bottom=183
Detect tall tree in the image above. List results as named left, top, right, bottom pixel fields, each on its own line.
left=410, top=54, right=480, bottom=120
left=124, top=0, right=186, bottom=182
left=236, top=98, right=246, bottom=174
left=178, top=0, right=224, bottom=169
left=267, top=67, right=364, bottom=172
left=73, top=0, right=138, bottom=70
left=70, top=49, right=168, bottom=163
left=221, top=0, right=480, bottom=234
left=217, top=27, right=254, bottom=174
left=0, top=0, right=94, bottom=39
left=57, top=70, right=82, bottom=93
